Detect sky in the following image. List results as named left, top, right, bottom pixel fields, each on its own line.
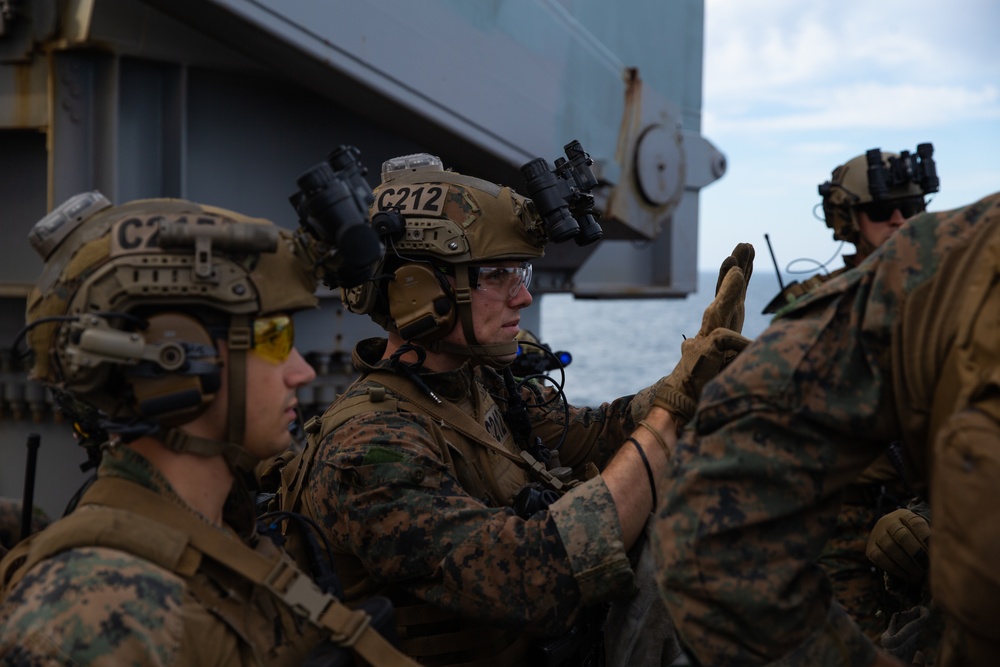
left=696, top=0, right=1000, bottom=282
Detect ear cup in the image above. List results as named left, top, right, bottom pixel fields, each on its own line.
left=127, top=313, right=222, bottom=424
left=387, top=264, right=455, bottom=341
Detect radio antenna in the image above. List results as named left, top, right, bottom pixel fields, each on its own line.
left=764, top=234, right=785, bottom=291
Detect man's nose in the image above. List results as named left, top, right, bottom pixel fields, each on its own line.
left=888, top=208, right=907, bottom=226
left=510, top=282, right=533, bottom=307
left=287, top=347, right=317, bottom=385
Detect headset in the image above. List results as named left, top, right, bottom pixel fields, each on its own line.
left=53, top=309, right=223, bottom=430
left=386, top=263, right=457, bottom=342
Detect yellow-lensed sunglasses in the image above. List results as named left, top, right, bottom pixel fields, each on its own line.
left=252, top=315, right=294, bottom=364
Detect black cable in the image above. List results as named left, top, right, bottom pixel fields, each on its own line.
left=886, top=441, right=918, bottom=499
left=502, top=367, right=541, bottom=456
left=494, top=345, right=572, bottom=452
left=63, top=474, right=98, bottom=517
left=389, top=343, right=442, bottom=404
left=626, top=437, right=657, bottom=511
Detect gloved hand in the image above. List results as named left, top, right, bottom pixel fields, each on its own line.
left=651, top=243, right=754, bottom=428
left=867, top=508, right=931, bottom=583
left=712, top=241, right=754, bottom=333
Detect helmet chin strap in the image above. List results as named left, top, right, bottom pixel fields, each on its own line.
left=159, top=315, right=258, bottom=473
left=224, top=315, right=255, bottom=471
left=160, top=428, right=257, bottom=472
left=429, top=338, right=518, bottom=369
left=426, top=267, right=517, bottom=368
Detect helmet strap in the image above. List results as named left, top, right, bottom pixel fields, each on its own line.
left=224, top=315, right=254, bottom=471
left=159, top=427, right=256, bottom=472
left=156, top=315, right=258, bottom=473
left=427, top=268, right=517, bottom=368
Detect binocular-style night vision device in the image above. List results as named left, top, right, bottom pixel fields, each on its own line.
left=865, top=142, right=940, bottom=201
left=291, top=140, right=606, bottom=288
left=290, top=145, right=386, bottom=288
left=520, top=140, right=604, bottom=246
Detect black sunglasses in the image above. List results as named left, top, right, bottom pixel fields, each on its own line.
left=858, top=197, right=926, bottom=223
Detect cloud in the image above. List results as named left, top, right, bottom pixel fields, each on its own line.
left=697, top=0, right=1000, bottom=272
left=709, top=82, right=1000, bottom=133
left=704, top=0, right=1000, bottom=131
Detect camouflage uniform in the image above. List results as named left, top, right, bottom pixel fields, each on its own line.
left=816, top=462, right=903, bottom=641
left=789, top=253, right=913, bottom=641
left=0, top=497, right=50, bottom=558
left=296, top=337, right=642, bottom=664
left=762, top=150, right=933, bottom=642
left=652, top=192, right=1000, bottom=666
left=0, top=446, right=321, bottom=666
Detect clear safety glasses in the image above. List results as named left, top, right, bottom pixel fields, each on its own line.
left=860, top=197, right=926, bottom=223
left=252, top=314, right=295, bottom=364
left=473, top=263, right=532, bottom=298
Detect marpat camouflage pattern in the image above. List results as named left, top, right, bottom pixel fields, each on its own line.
left=300, top=338, right=640, bottom=659
left=653, top=191, right=1000, bottom=666
left=0, top=446, right=319, bottom=666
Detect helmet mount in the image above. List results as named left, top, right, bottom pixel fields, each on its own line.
left=818, top=143, right=940, bottom=244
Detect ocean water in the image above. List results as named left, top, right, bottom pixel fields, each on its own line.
left=538, top=270, right=781, bottom=406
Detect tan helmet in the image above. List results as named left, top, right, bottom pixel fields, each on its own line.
left=343, top=154, right=546, bottom=364
left=24, top=192, right=317, bottom=469
left=819, top=146, right=938, bottom=244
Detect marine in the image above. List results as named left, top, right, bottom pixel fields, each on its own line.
left=271, top=148, right=753, bottom=666
left=653, top=191, right=1000, bottom=666
left=764, top=144, right=939, bottom=312
left=0, top=192, right=416, bottom=666
left=765, top=145, right=941, bottom=645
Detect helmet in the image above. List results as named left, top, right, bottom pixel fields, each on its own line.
left=819, top=145, right=938, bottom=244
left=24, top=192, right=318, bottom=469
left=343, top=154, right=547, bottom=365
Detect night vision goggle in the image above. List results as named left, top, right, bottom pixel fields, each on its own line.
left=865, top=143, right=939, bottom=201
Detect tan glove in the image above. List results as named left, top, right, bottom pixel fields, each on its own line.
left=713, top=241, right=754, bottom=333
left=652, top=244, right=754, bottom=428
left=867, top=508, right=931, bottom=583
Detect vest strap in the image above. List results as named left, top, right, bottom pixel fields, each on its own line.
left=366, top=369, right=527, bottom=466
left=76, top=477, right=421, bottom=667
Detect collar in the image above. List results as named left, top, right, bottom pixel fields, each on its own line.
left=354, top=337, right=474, bottom=402
left=98, top=445, right=186, bottom=507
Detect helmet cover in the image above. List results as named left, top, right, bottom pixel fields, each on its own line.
left=344, top=165, right=547, bottom=333
left=25, top=196, right=318, bottom=424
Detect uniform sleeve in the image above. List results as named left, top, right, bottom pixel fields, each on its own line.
left=0, top=547, right=185, bottom=666
left=651, top=294, right=895, bottom=666
left=307, top=409, right=634, bottom=635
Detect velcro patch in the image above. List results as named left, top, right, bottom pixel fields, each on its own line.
left=375, top=184, right=448, bottom=216
left=362, top=446, right=406, bottom=465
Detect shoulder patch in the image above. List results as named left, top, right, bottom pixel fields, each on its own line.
left=362, top=446, right=406, bottom=465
